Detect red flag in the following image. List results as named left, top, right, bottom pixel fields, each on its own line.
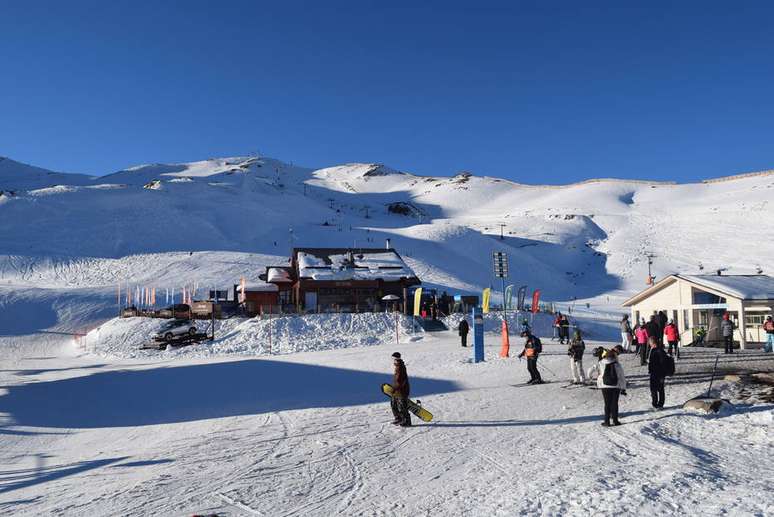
left=531, top=290, right=541, bottom=314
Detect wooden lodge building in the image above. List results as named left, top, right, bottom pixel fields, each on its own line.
left=255, top=247, right=421, bottom=313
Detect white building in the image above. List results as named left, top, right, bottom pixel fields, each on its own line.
left=622, top=274, right=774, bottom=349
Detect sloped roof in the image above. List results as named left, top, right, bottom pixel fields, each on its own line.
left=294, top=247, right=418, bottom=282
left=679, top=275, right=774, bottom=300
left=623, top=274, right=774, bottom=306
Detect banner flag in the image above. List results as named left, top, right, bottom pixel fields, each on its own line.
left=413, top=288, right=423, bottom=317
left=504, top=284, right=514, bottom=310
left=517, top=285, right=527, bottom=311
left=531, top=289, right=541, bottom=314
left=482, top=288, right=491, bottom=314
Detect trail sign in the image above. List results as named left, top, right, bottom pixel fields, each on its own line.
left=492, top=251, right=509, bottom=278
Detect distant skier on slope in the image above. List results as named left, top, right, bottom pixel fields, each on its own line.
left=518, top=331, right=543, bottom=384
left=567, top=329, right=586, bottom=384
left=597, top=348, right=627, bottom=427
left=458, top=317, right=470, bottom=347
left=390, top=352, right=412, bottom=427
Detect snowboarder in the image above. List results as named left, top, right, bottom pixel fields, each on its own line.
left=518, top=331, right=543, bottom=384
left=390, top=352, right=412, bottom=427
left=764, top=315, right=774, bottom=353
left=620, top=314, right=633, bottom=352
left=647, top=337, right=668, bottom=409
left=635, top=322, right=649, bottom=366
left=458, top=318, right=470, bottom=347
left=721, top=313, right=735, bottom=354
left=664, top=319, right=680, bottom=358
left=567, top=329, right=586, bottom=384
left=597, top=348, right=626, bottom=427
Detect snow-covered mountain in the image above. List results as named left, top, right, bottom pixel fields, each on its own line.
left=1, top=154, right=773, bottom=331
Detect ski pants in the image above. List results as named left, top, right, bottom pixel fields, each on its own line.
left=640, top=343, right=648, bottom=365
left=527, top=358, right=541, bottom=382
left=621, top=332, right=632, bottom=352
left=601, top=388, right=620, bottom=424
left=460, top=333, right=468, bottom=347
left=667, top=340, right=679, bottom=358
left=724, top=335, right=734, bottom=354
left=650, top=375, right=665, bottom=408
left=570, top=358, right=585, bottom=383
left=766, top=334, right=774, bottom=353
left=391, top=396, right=411, bottom=425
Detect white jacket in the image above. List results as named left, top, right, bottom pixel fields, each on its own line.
left=596, top=358, right=626, bottom=390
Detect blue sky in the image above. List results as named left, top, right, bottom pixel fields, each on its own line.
left=2, top=1, right=773, bottom=183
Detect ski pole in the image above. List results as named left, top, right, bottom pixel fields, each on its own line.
left=537, top=360, right=559, bottom=378
left=705, top=354, right=720, bottom=397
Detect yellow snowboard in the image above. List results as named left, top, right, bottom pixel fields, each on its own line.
left=381, top=383, right=433, bottom=422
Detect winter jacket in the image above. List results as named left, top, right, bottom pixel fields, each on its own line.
left=392, top=360, right=410, bottom=398
left=658, top=312, right=668, bottom=331
left=568, top=339, right=585, bottom=361
left=519, top=336, right=542, bottom=359
left=596, top=358, right=626, bottom=389
left=458, top=319, right=469, bottom=336
left=664, top=323, right=679, bottom=342
left=721, top=319, right=734, bottom=338
left=764, top=319, right=774, bottom=334
left=648, top=347, right=669, bottom=378
left=620, top=319, right=632, bottom=334
left=646, top=320, right=660, bottom=341
left=635, top=327, right=649, bottom=344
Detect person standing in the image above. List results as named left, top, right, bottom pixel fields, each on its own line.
left=721, top=313, right=735, bottom=354
left=518, top=331, right=543, bottom=384
left=620, top=314, right=633, bottom=352
left=390, top=352, right=412, bottom=427
left=597, top=348, right=626, bottom=427
left=657, top=311, right=668, bottom=346
left=560, top=314, right=571, bottom=345
left=635, top=321, right=649, bottom=366
left=647, top=337, right=668, bottom=409
left=568, top=329, right=586, bottom=384
left=554, top=312, right=562, bottom=342
left=764, top=315, right=774, bottom=353
left=664, top=319, right=680, bottom=358
left=458, top=318, right=470, bottom=347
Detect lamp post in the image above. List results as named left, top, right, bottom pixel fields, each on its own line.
left=382, top=294, right=401, bottom=345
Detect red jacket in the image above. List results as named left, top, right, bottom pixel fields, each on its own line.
left=664, top=323, right=679, bottom=342
left=764, top=320, right=774, bottom=334
left=635, top=327, right=649, bottom=344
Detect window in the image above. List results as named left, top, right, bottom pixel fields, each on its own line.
left=745, top=314, right=764, bottom=326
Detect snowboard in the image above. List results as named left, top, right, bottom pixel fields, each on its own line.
left=381, top=383, right=433, bottom=422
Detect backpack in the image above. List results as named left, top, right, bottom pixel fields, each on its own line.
left=532, top=337, right=543, bottom=354
left=663, top=354, right=675, bottom=377
left=602, top=362, right=618, bottom=386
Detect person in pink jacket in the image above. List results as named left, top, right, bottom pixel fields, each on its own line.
left=634, top=322, right=649, bottom=366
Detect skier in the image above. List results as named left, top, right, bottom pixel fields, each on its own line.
left=764, top=315, right=774, bottom=353
left=664, top=319, right=680, bottom=358
left=647, top=337, right=668, bottom=409
left=597, top=348, right=626, bottom=427
left=560, top=314, right=571, bottom=344
left=620, top=314, right=633, bottom=352
left=721, top=313, right=735, bottom=354
left=567, top=329, right=586, bottom=384
left=553, top=313, right=562, bottom=341
left=390, top=352, right=412, bottom=427
left=518, top=331, right=543, bottom=384
left=635, top=322, right=649, bottom=366
left=458, top=317, right=470, bottom=347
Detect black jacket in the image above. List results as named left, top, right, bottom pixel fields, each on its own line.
left=648, top=347, right=668, bottom=378
left=458, top=319, right=469, bottom=336
left=645, top=320, right=660, bottom=341
left=568, top=339, right=585, bottom=361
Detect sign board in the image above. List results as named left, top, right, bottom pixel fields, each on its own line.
left=492, top=251, right=509, bottom=278
left=472, top=306, right=484, bottom=363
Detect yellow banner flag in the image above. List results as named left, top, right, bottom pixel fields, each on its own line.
left=482, top=288, right=491, bottom=314
left=413, top=288, right=423, bottom=317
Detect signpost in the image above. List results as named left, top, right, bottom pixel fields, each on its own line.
left=472, top=306, right=484, bottom=363
left=492, top=252, right=509, bottom=320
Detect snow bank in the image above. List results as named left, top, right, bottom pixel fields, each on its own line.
left=82, top=312, right=421, bottom=359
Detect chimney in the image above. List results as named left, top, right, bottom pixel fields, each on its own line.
left=386, top=238, right=391, bottom=250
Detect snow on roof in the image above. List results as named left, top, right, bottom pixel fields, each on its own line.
left=296, top=249, right=417, bottom=281
left=679, top=275, right=774, bottom=300
left=267, top=267, right=292, bottom=283
left=244, top=282, right=279, bottom=292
